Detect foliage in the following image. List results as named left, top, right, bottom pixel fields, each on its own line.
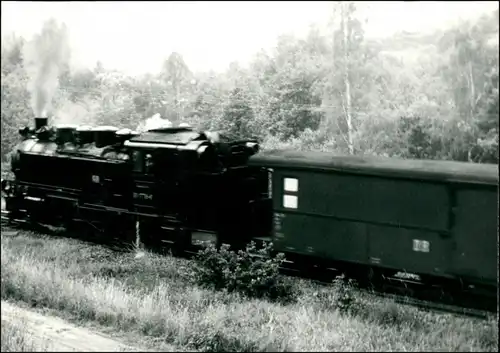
left=331, top=274, right=360, bottom=315
left=190, top=241, right=297, bottom=302
left=1, top=6, right=498, bottom=165
left=215, top=87, right=255, bottom=138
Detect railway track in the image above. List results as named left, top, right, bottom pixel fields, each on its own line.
left=1, top=210, right=497, bottom=320
left=279, top=265, right=497, bottom=320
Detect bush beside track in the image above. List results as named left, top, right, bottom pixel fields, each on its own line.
left=1, top=228, right=497, bottom=352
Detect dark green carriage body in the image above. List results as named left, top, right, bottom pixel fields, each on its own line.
left=249, top=150, right=499, bottom=287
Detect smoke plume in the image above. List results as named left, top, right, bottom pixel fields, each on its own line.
left=54, top=101, right=94, bottom=126
left=22, top=19, right=71, bottom=118
left=136, top=113, right=173, bottom=132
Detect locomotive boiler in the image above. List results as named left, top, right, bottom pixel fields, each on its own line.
left=3, top=116, right=272, bottom=251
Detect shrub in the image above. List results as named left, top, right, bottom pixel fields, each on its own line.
left=190, top=241, right=298, bottom=302
left=331, top=274, right=361, bottom=315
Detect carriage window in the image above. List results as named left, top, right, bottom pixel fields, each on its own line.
left=283, top=195, right=298, bottom=209
left=284, top=178, right=298, bottom=192
left=283, top=177, right=299, bottom=209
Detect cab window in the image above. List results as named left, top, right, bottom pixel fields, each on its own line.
left=132, top=151, right=143, bottom=173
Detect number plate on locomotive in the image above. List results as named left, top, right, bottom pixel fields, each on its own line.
left=133, top=192, right=153, bottom=201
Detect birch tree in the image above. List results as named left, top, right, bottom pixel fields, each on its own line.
left=322, top=1, right=369, bottom=155
left=161, top=52, right=193, bottom=123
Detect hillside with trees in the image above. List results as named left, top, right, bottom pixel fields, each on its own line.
left=1, top=3, right=498, bottom=164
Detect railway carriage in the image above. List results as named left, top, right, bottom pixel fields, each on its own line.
left=248, top=150, right=498, bottom=290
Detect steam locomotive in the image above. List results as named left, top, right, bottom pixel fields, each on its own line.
left=2, top=116, right=271, bottom=252
left=2, top=116, right=498, bottom=300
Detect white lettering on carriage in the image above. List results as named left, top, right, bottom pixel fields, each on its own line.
left=412, top=239, right=430, bottom=253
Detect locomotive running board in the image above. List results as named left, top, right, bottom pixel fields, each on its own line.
left=46, top=194, right=78, bottom=202
left=16, top=181, right=81, bottom=196
left=79, top=204, right=129, bottom=215
left=79, top=204, right=182, bottom=222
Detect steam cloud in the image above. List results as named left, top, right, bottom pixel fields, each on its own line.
left=136, top=113, right=173, bottom=132
left=22, top=19, right=71, bottom=119
left=55, top=101, right=94, bottom=126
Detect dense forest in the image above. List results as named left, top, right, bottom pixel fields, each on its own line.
left=1, top=3, right=498, bottom=164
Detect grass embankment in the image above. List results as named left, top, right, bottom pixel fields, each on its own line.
left=1, top=230, right=498, bottom=352
left=1, top=317, right=50, bottom=352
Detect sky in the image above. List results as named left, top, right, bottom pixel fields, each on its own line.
left=1, top=1, right=498, bottom=76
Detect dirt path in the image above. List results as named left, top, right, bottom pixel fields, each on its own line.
left=1, top=301, right=142, bottom=352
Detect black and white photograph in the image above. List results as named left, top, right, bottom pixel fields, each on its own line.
left=1, top=1, right=498, bottom=351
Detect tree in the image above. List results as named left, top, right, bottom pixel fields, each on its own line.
left=435, top=11, right=499, bottom=163
left=255, top=32, right=324, bottom=140
left=1, top=34, right=25, bottom=76
left=1, top=35, right=31, bottom=160
left=217, top=87, right=255, bottom=138
left=1, top=5, right=497, bottom=165
left=340, top=2, right=353, bottom=154
left=160, top=52, right=193, bottom=123
left=318, top=1, right=375, bottom=155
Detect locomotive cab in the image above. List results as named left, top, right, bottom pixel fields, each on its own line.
left=124, top=127, right=270, bottom=249
left=125, top=128, right=222, bottom=216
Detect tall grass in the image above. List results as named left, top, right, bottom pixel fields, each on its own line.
left=1, top=317, right=50, bottom=352
left=1, top=231, right=498, bottom=352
